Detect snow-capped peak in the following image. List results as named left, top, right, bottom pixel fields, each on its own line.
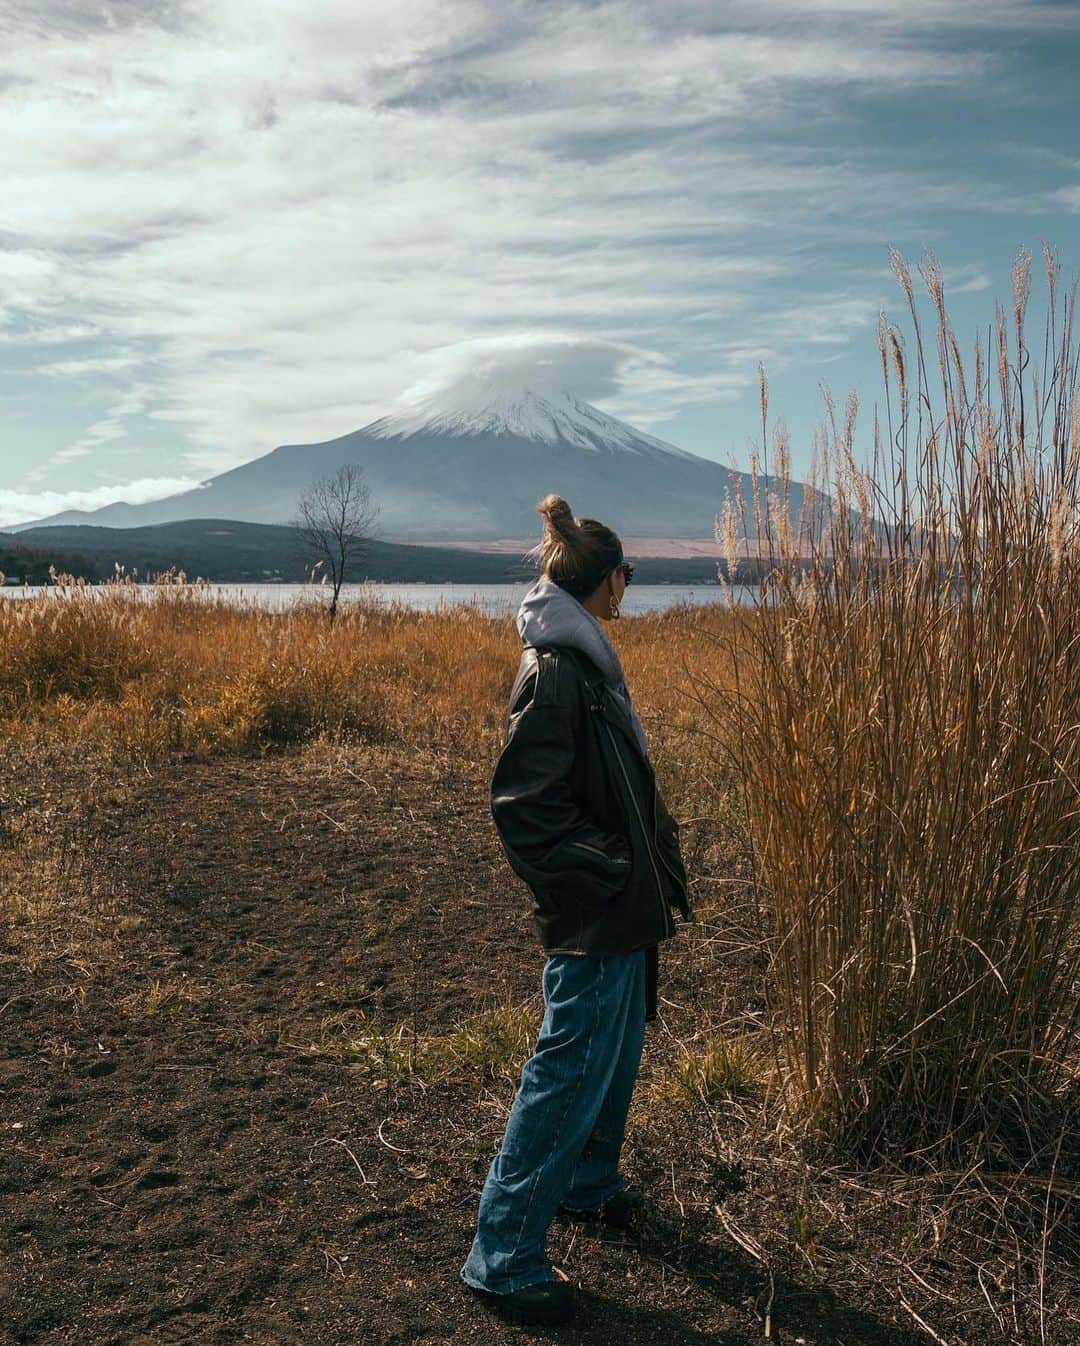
left=363, top=386, right=700, bottom=461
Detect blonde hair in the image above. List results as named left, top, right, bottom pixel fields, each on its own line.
left=525, top=494, right=623, bottom=600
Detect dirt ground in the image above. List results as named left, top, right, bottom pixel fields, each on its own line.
left=0, top=739, right=1071, bottom=1345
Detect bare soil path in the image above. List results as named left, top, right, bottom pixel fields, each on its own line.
left=1, top=742, right=929, bottom=1345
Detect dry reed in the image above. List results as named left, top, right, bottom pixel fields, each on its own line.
left=703, top=247, right=1080, bottom=1170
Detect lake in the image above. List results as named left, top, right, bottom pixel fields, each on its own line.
left=1, top=581, right=758, bottom=615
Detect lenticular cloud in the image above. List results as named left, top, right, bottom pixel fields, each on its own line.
left=393, top=334, right=667, bottom=414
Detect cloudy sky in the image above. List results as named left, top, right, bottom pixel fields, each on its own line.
left=1, top=0, right=1078, bottom=526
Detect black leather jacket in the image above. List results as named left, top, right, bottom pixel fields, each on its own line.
left=489, top=643, right=692, bottom=1020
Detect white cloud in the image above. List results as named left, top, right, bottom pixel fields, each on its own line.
left=38, top=353, right=142, bottom=376
left=389, top=331, right=752, bottom=428
left=726, top=0, right=1077, bottom=26
left=947, top=265, right=993, bottom=294
left=441, top=13, right=987, bottom=117
left=396, top=334, right=665, bottom=406
left=0, top=321, right=102, bottom=345
left=0, top=0, right=1070, bottom=488
left=0, top=476, right=208, bottom=529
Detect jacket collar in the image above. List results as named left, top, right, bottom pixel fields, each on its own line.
left=555, top=646, right=654, bottom=776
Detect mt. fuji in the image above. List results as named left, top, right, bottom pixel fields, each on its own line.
left=17, top=386, right=799, bottom=543
left=367, top=386, right=703, bottom=462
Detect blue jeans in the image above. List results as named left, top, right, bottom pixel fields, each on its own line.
left=460, top=949, right=646, bottom=1295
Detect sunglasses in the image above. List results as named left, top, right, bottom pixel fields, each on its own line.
left=616, top=561, right=635, bottom=584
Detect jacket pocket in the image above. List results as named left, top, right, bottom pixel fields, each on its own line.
left=553, top=833, right=633, bottom=901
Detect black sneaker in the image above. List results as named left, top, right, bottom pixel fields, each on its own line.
left=469, top=1277, right=575, bottom=1325
left=557, top=1185, right=645, bottom=1231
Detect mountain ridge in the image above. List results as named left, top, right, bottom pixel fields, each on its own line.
left=12, top=385, right=795, bottom=540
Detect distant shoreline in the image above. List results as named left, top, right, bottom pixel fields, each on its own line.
left=406, top=535, right=725, bottom=558
left=0, top=519, right=729, bottom=586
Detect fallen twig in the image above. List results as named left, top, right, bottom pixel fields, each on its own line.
left=309, top=1135, right=376, bottom=1186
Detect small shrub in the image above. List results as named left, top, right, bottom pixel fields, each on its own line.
left=316, top=1009, right=419, bottom=1081
left=116, top=977, right=205, bottom=1020
left=426, top=999, right=540, bottom=1084
left=670, top=1032, right=765, bottom=1105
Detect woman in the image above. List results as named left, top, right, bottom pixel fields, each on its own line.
left=461, top=494, right=692, bottom=1326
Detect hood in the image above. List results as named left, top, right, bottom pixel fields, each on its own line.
left=516, top=574, right=649, bottom=756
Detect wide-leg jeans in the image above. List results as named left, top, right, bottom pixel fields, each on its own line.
left=460, top=948, right=646, bottom=1295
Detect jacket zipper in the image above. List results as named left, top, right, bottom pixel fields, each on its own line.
left=600, top=719, right=675, bottom=938
left=597, top=689, right=686, bottom=909
left=650, top=804, right=687, bottom=907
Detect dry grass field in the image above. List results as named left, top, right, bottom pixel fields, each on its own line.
left=2, top=253, right=1078, bottom=1344
left=0, top=584, right=1075, bottom=1346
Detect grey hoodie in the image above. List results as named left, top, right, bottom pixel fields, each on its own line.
left=516, top=575, right=650, bottom=758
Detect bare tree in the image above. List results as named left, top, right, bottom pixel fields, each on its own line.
left=293, top=464, right=379, bottom=621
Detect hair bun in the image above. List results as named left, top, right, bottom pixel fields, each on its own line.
left=525, top=493, right=621, bottom=600
left=537, top=493, right=576, bottom=538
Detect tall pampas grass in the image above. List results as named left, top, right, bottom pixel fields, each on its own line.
left=708, top=247, right=1080, bottom=1166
